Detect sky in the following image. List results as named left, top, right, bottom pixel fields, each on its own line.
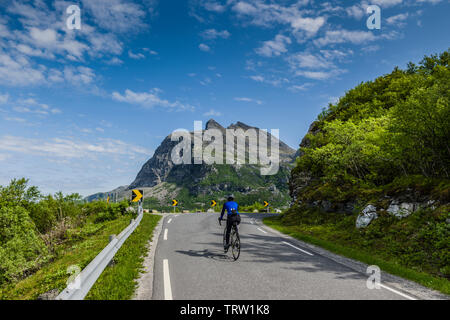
left=0, top=0, right=449, bottom=196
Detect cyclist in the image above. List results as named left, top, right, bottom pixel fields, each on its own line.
left=219, top=195, right=241, bottom=252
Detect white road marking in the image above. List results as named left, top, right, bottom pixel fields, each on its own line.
left=168, top=218, right=172, bottom=224
left=163, top=259, right=173, bottom=300
left=282, top=241, right=314, bottom=256
left=379, top=284, right=417, bottom=300
left=257, top=227, right=267, bottom=234
left=164, top=228, right=168, bottom=240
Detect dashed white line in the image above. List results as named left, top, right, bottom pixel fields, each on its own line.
left=163, top=259, right=173, bottom=300
left=257, top=227, right=267, bottom=234
left=168, top=218, right=172, bottom=224
left=379, top=284, right=416, bottom=300
left=282, top=241, right=314, bottom=256
left=163, top=228, right=168, bottom=240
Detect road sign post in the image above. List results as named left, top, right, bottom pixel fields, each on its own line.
left=263, top=201, right=269, bottom=213
left=172, top=199, right=178, bottom=213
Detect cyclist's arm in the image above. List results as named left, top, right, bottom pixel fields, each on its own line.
left=220, top=203, right=226, bottom=220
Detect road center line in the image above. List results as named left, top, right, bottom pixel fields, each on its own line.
left=257, top=227, right=267, bottom=234
left=163, top=228, right=168, bottom=240
left=379, top=284, right=416, bottom=300
left=163, top=259, right=173, bottom=300
left=282, top=241, right=314, bottom=256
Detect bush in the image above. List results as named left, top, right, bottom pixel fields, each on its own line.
left=0, top=206, right=48, bottom=283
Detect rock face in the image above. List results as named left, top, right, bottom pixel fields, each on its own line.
left=356, top=205, right=378, bottom=228
left=387, top=201, right=415, bottom=218
left=127, top=119, right=297, bottom=195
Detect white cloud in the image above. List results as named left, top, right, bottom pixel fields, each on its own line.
left=287, top=50, right=350, bottom=80
left=287, top=83, right=312, bottom=92
left=112, top=89, right=195, bottom=111
left=232, top=1, right=325, bottom=36
left=250, top=75, right=265, bottom=82
left=199, top=43, right=211, bottom=52
left=0, top=93, right=9, bottom=104
left=0, top=135, right=151, bottom=159
left=128, top=50, right=146, bottom=59
left=249, top=74, right=289, bottom=87
left=81, top=0, right=149, bottom=33
left=201, top=29, right=231, bottom=40
left=314, top=30, right=377, bottom=46
left=346, top=4, right=367, bottom=20
left=371, top=0, right=403, bottom=8
left=203, top=1, right=227, bottom=13
left=0, top=51, right=45, bottom=86
left=288, top=53, right=332, bottom=69
left=9, top=96, right=62, bottom=116
left=386, top=13, right=409, bottom=26
left=295, top=70, right=344, bottom=80
left=256, top=34, right=291, bottom=57
left=234, top=97, right=263, bottom=105
left=63, top=66, right=96, bottom=85
left=203, top=109, right=223, bottom=117
left=4, top=117, right=27, bottom=123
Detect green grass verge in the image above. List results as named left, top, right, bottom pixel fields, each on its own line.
left=85, top=213, right=161, bottom=300
left=0, top=215, right=133, bottom=300
left=263, top=216, right=450, bottom=296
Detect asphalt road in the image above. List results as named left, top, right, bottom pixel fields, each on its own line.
left=150, top=212, right=411, bottom=300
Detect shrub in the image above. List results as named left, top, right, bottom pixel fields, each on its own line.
left=0, top=206, right=48, bottom=283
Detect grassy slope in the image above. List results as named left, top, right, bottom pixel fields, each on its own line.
left=85, top=213, right=161, bottom=300
left=263, top=213, right=450, bottom=295
left=0, top=215, right=132, bottom=300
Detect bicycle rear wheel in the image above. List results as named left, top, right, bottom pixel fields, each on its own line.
left=231, top=227, right=240, bottom=260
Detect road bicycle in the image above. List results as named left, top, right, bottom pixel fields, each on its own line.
left=219, top=217, right=240, bottom=261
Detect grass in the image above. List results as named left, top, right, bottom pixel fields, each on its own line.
left=85, top=213, right=161, bottom=300
left=263, top=216, right=450, bottom=296
left=0, top=215, right=133, bottom=300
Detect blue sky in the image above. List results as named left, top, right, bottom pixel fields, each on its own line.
left=0, top=0, right=449, bottom=196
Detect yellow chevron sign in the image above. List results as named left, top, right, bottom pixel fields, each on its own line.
left=132, top=189, right=143, bottom=202
left=211, top=200, right=217, bottom=207
left=172, top=199, right=178, bottom=206
left=263, top=201, right=269, bottom=208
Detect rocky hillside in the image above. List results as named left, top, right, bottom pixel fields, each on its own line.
left=88, top=119, right=297, bottom=210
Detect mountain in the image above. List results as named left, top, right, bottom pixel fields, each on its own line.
left=88, top=119, right=297, bottom=210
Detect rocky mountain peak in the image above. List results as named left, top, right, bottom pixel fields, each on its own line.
left=227, top=121, right=254, bottom=130
left=205, top=119, right=225, bottom=130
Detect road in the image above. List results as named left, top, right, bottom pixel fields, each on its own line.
left=149, top=212, right=414, bottom=300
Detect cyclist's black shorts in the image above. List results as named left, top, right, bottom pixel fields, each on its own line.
left=227, top=213, right=241, bottom=226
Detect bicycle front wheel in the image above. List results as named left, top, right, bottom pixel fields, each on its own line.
left=231, top=229, right=240, bottom=261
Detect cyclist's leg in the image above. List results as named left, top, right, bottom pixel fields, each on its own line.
left=225, top=217, right=232, bottom=246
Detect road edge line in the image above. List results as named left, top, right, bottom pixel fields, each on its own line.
left=163, top=259, right=173, bottom=300
left=132, top=213, right=166, bottom=300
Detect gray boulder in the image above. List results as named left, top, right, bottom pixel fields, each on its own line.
left=356, top=204, right=378, bottom=229
left=387, top=201, right=415, bottom=218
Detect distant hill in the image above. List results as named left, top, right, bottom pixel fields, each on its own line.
left=87, top=119, right=297, bottom=211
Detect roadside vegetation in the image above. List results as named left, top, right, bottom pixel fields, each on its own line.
left=0, top=178, right=136, bottom=299
left=85, top=213, right=161, bottom=300
left=271, top=50, right=450, bottom=295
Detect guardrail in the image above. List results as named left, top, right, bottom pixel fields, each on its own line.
left=56, top=206, right=144, bottom=300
